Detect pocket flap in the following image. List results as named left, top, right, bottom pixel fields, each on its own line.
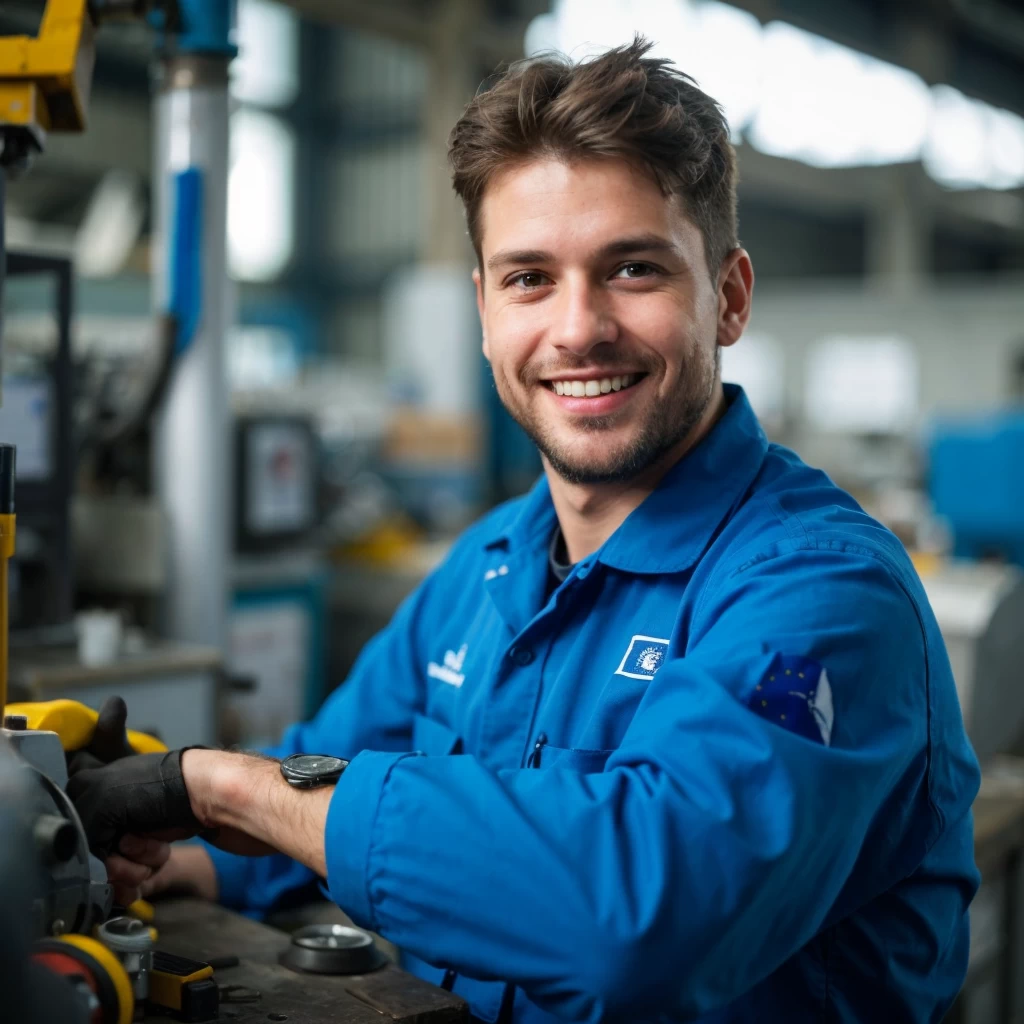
left=541, top=745, right=614, bottom=772
left=412, top=713, right=463, bottom=755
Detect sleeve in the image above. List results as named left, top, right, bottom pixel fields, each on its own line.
left=324, top=546, right=963, bottom=1022
left=206, top=568, right=437, bottom=913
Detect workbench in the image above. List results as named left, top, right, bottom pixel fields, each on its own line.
left=947, top=763, right=1024, bottom=1024
left=150, top=898, right=467, bottom=1024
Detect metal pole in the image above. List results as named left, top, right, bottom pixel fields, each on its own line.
left=1, top=171, right=6, bottom=369
left=152, top=45, right=234, bottom=651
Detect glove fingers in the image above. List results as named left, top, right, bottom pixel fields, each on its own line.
left=93, top=696, right=133, bottom=760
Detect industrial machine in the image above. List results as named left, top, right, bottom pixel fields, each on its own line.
left=930, top=410, right=1024, bottom=567
left=0, top=432, right=158, bottom=1022
left=919, top=561, right=1024, bottom=763
left=0, top=3, right=235, bottom=1020
left=0, top=252, right=75, bottom=637
left=926, top=411, right=1024, bottom=762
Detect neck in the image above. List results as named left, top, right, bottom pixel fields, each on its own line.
left=547, top=385, right=727, bottom=564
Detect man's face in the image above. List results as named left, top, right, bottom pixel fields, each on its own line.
left=474, top=156, right=725, bottom=486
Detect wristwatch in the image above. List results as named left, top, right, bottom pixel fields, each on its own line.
left=280, top=753, right=350, bottom=789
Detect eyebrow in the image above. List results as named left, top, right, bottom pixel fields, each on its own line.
left=485, top=234, right=684, bottom=273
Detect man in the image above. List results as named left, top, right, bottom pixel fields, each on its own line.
left=68, top=38, right=980, bottom=1023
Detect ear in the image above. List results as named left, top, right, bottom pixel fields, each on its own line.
left=716, top=248, right=754, bottom=349
left=473, top=267, right=489, bottom=360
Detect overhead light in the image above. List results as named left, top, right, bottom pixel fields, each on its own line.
left=688, top=3, right=763, bottom=139
left=746, top=22, right=930, bottom=168
left=232, top=0, right=300, bottom=108
left=524, top=0, right=1023, bottom=190
left=228, top=109, right=296, bottom=282
left=924, top=85, right=1024, bottom=190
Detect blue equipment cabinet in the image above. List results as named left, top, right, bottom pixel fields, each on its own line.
left=930, top=410, right=1024, bottom=566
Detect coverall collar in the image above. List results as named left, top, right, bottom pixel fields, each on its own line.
left=484, top=384, right=768, bottom=575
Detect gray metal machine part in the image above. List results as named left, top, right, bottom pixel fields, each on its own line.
left=0, top=725, right=113, bottom=938
left=921, top=562, right=1024, bottom=762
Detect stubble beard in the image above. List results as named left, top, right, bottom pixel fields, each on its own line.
left=496, top=342, right=720, bottom=486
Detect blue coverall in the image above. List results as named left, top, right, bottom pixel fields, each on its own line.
left=208, top=385, right=980, bottom=1023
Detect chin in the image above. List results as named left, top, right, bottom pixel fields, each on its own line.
left=544, top=442, right=642, bottom=485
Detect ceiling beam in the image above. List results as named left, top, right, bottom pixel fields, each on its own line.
left=280, top=0, right=524, bottom=66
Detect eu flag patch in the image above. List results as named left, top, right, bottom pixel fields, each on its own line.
left=748, top=653, right=834, bottom=746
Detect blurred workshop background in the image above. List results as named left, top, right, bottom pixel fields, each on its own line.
left=0, top=0, right=1023, bottom=1017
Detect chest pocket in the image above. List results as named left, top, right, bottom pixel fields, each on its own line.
left=412, top=713, right=462, bottom=755
left=536, top=745, right=614, bottom=772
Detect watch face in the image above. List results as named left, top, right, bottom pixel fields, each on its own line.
left=283, top=754, right=347, bottom=781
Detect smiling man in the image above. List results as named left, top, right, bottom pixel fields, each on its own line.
left=68, top=39, right=980, bottom=1024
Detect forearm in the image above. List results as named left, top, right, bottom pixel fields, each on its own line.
left=182, top=749, right=333, bottom=877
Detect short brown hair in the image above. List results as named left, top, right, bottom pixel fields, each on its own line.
left=448, top=36, right=739, bottom=278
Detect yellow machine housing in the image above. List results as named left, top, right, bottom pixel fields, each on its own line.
left=0, top=0, right=96, bottom=135
left=5, top=698, right=168, bottom=754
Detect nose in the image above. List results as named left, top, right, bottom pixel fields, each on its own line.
left=549, top=275, right=618, bottom=356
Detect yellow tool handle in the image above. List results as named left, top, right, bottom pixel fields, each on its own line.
left=3, top=698, right=167, bottom=753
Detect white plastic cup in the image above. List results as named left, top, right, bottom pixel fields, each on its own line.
left=75, top=610, right=123, bottom=667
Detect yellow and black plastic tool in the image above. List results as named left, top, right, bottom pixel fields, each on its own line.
left=3, top=698, right=168, bottom=755
left=149, top=950, right=219, bottom=1022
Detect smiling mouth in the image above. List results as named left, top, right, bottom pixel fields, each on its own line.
left=545, top=373, right=646, bottom=397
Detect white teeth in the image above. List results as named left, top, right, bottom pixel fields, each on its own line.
left=549, top=374, right=640, bottom=396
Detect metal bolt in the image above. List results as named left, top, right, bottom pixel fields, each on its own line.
left=51, top=918, right=66, bottom=936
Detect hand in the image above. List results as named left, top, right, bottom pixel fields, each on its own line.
left=106, top=841, right=220, bottom=905
left=66, top=749, right=201, bottom=859
left=105, top=834, right=173, bottom=906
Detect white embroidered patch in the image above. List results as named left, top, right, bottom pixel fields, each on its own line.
left=427, top=644, right=467, bottom=687
left=615, top=635, right=671, bottom=680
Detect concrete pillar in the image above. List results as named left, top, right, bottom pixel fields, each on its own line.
left=867, top=167, right=931, bottom=295
left=422, top=0, right=481, bottom=267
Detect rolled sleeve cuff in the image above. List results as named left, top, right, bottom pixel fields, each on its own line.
left=325, top=749, right=417, bottom=931
left=198, top=838, right=252, bottom=910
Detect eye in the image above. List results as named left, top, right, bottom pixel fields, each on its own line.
left=508, top=271, right=550, bottom=289
left=613, top=262, right=658, bottom=280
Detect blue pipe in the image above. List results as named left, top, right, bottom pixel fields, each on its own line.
left=150, top=0, right=238, bottom=57
left=167, top=168, right=204, bottom=355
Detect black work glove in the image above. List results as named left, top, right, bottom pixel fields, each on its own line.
left=66, top=749, right=201, bottom=860
left=67, top=696, right=137, bottom=775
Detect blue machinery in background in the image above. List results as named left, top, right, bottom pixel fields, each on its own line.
left=148, top=0, right=238, bottom=56
left=930, top=410, right=1024, bottom=566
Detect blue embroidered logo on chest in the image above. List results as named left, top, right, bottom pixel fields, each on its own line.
left=615, top=635, right=671, bottom=680
left=749, top=653, right=834, bottom=746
